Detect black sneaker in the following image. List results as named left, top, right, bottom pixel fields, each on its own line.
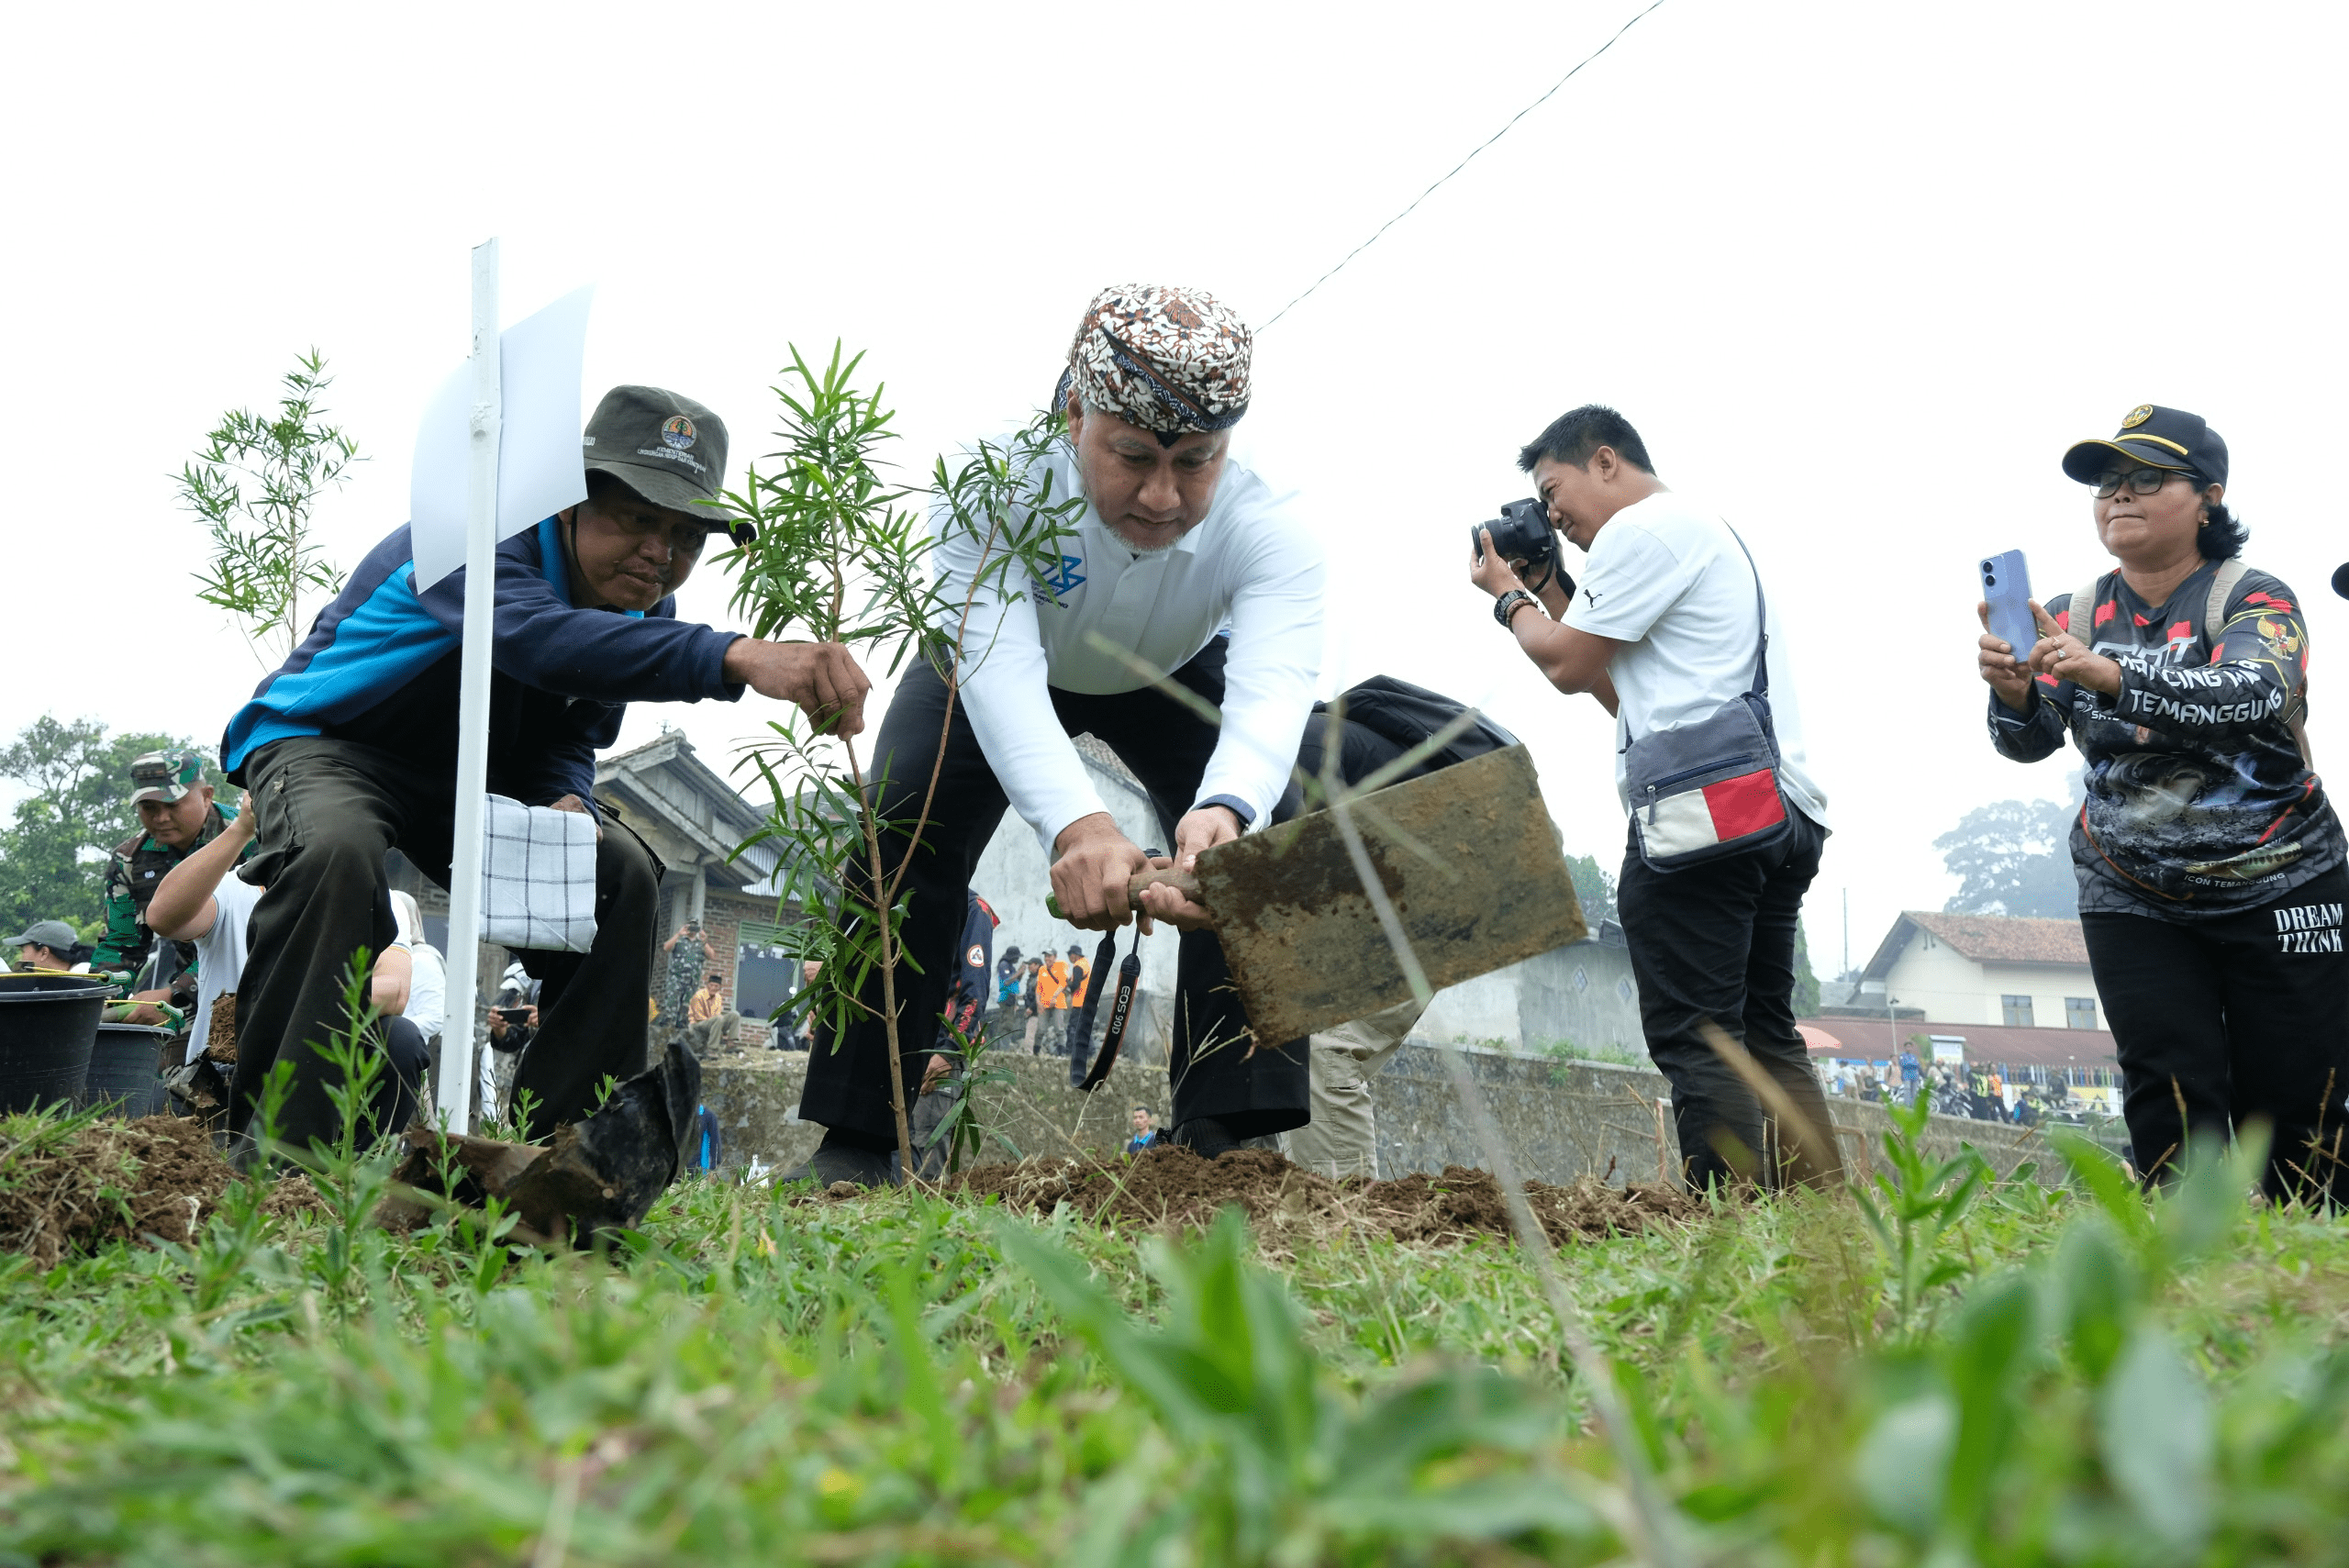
left=776, top=1132, right=896, bottom=1187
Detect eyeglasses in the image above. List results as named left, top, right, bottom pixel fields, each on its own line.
left=588, top=503, right=711, bottom=559
left=2092, top=467, right=2193, bottom=499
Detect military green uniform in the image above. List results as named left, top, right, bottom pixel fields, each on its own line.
left=89, top=808, right=239, bottom=980
left=88, top=749, right=244, bottom=1002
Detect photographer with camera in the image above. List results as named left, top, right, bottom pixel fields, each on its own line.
left=1467, top=406, right=1835, bottom=1192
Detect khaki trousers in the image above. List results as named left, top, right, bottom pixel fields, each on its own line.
left=684, top=1011, right=741, bottom=1058
left=1277, top=998, right=1424, bottom=1179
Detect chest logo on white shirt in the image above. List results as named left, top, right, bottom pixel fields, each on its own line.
left=1037, top=553, right=1086, bottom=600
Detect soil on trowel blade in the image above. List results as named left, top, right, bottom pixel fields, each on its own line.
left=928, top=1145, right=1695, bottom=1247
left=0, top=1115, right=323, bottom=1268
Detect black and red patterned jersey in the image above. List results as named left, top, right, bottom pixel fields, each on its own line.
left=1988, top=558, right=2342, bottom=917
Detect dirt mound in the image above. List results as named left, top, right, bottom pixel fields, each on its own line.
left=937, top=1145, right=1694, bottom=1247
left=0, top=1115, right=322, bottom=1268
left=1350, top=1163, right=1697, bottom=1248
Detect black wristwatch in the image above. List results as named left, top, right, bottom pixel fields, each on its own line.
left=1493, top=588, right=1542, bottom=629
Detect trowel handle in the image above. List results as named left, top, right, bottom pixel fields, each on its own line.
left=1043, top=868, right=1201, bottom=921
left=1128, top=867, right=1200, bottom=902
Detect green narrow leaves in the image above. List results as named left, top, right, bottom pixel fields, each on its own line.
left=177, top=348, right=361, bottom=662
left=2100, top=1326, right=2215, bottom=1544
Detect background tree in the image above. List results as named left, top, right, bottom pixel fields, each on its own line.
left=1564, top=851, right=1617, bottom=927
left=0, top=716, right=219, bottom=938
left=1936, top=796, right=2078, bottom=917
left=1791, top=923, right=1821, bottom=1017
left=177, top=349, right=362, bottom=663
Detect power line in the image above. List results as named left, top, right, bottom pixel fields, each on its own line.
left=1259, top=0, right=1672, bottom=331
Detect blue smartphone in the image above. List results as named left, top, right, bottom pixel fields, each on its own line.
left=1978, top=550, right=2036, bottom=658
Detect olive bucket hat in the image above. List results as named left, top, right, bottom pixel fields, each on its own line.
left=581, top=385, right=750, bottom=542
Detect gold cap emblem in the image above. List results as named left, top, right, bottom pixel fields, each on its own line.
left=2121, top=405, right=2154, bottom=429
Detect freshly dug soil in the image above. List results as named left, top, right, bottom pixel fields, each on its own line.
left=0, top=1115, right=322, bottom=1268
left=930, top=1145, right=1695, bottom=1246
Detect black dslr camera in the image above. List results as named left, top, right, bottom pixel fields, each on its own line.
left=1471, top=498, right=1569, bottom=595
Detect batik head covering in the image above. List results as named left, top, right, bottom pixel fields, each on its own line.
left=1054, top=284, right=1252, bottom=447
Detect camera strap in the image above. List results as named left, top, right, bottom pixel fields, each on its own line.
left=1079, top=928, right=1145, bottom=1093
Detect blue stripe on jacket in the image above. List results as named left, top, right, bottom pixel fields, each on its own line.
left=222, top=517, right=742, bottom=791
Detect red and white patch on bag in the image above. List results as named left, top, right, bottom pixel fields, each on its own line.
left=1641, top=769, right=1787, bottom=858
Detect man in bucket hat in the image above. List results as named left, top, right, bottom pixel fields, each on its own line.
left=90, top=748, right=243, bottom=1023
left=218, top=384, right=870, bottom=1154
left=788, top=284, right=1326, bottom=1184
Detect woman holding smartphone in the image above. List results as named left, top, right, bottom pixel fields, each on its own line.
left=1976, top=405, right=2345, bottom=1202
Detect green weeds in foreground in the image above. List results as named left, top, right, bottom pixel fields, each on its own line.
left=1, top=1113, right=2346, bottom=1564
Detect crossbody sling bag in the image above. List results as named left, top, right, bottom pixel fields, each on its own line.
left=1623, top=527, right=1794, bottom=871
left=2068, top=560, right=2311, bottom=766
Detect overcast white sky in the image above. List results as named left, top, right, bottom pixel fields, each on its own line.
left=6, top=0, right=2343, bottom=975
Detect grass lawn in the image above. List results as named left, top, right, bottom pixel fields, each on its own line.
left=3, top=1098, right=2347, bottom=1566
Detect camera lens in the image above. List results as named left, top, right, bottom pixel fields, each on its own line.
left=1981, top=561, right=1993, bottom=573
left=1985, top=574, right=1996, bottom=587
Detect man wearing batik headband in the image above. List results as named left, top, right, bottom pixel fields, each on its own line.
left=789, top=284, right=1327, bottom=1185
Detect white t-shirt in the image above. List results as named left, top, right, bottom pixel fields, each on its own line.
left=393, top=940, right=447, bottom=1040
left=1560, top=492, right=1827, bottom=828
left=939, top=436, right=1325, bottom=850
left=188, top=875, right=263, bottom=1063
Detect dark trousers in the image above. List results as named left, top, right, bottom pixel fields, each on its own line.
left=374, top=1015, right=433, bottom=1138
left=1617, top=810, right=1838, bottom=1191
left=797, top=641, right=1308, bottom=1146
left=2083, top=865, right=2349, bottom=1201
left=235, top=737, right=660, bottom=1149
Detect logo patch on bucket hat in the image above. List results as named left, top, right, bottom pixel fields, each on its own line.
left=661, top=415, right=697, bottom=450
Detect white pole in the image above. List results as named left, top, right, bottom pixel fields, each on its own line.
left=437, top=238, right=501, bottom=1129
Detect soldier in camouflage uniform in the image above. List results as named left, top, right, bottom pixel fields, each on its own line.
left=655, top=920, right=707, bottom=1036
left=91, top=750, right=244, bottom=1021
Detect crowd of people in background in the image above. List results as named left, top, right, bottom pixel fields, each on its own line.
left=1819, top=1051, right=2073, bottom=1127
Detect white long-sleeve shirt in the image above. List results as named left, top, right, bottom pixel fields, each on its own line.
left=938, top=438, right=1324, bottom=851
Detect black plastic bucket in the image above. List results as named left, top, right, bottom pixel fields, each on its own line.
left=83, top=1022, right=175, bottom=1117
left=0, top=975, right=110, bottom=1114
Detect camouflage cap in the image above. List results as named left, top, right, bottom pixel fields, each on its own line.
left=128, top=749, right=206, bottom=806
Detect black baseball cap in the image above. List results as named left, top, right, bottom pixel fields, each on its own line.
left=581, top=385, right=750, bottom=542
left=2061, top=404, right=2228, bottom=488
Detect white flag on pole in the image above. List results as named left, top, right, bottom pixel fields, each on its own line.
left=408, top=284, right=596, bottom=591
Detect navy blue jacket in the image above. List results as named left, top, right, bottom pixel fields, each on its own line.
left=222, top=517, right=741, bottom=804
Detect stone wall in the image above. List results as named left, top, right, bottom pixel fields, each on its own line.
left=696, top=1047, right=1176, bottom=1174
left=699, top=1039, right=2077, bottom=1185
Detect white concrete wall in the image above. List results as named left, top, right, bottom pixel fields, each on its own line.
left=1416, top=968, right=1521, bottom=1045
left=1415, top=939, right=1645, bottom=1054
left=1978, top=961, right=2102, bottom=1030
left=1882, top=932, right=1996, bottom=1023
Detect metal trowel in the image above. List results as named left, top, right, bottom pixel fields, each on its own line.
left=1117, top=744, right=1587, bottom=1044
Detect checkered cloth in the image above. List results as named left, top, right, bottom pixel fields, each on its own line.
left=481, top=795, right=598, bottom=953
